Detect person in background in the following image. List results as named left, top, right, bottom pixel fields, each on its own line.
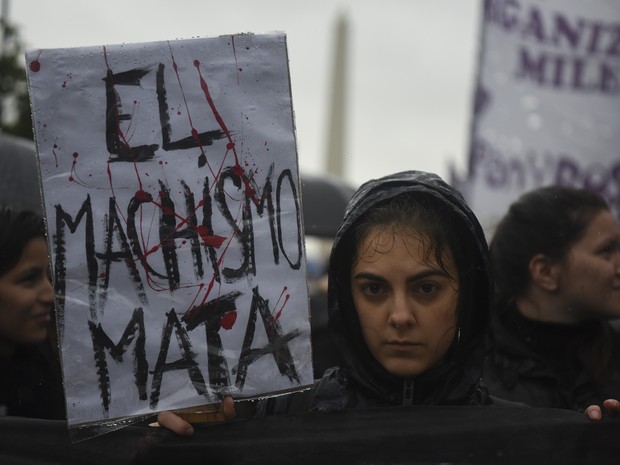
left=0, top=133, right=64, bottom=419
left=483, top=186, right=620, bottom=420
left=158, top=170, right=500, bottom=434
left=0, top=206, right=65, bottom=419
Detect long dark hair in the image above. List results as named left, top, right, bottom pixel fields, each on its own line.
left=490, top=186, right=609, bottom=307
left=0, top=207, right=47, bottom=276
left=490, top=186, right=613, bottom=384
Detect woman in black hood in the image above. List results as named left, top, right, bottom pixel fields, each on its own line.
left=309, top=170, right=493, bottom=410
left=157, top=171, right=495, bottom=433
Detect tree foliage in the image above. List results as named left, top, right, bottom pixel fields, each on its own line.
left=0, top=18, right=32, bottom=140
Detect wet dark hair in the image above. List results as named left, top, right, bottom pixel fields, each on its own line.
left=0, top=207, right=47, bottom=276
left=352, top=192, right=477, bottom=289
left=490, top=186, right=609, bottom=306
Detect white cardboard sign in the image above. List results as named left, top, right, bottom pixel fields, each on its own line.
left=26, top=33, right=313, bottom=426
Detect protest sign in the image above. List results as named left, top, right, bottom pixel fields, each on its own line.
left=452, top=0, right=620, bottom=232
left=26, top=33, right=313, bottom=427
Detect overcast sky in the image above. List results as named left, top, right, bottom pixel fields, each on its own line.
left=10, top=0, right=481, bottom=188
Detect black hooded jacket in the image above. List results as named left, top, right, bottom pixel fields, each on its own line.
left=484, top=302, right=620, bottom=410
left=259, top=171, right=494, bottom=415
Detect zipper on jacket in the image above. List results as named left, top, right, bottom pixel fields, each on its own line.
left=402, top=379, right=414, bottom=406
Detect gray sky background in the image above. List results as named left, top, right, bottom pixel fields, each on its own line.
left=11, top=0, right=481, bottom=188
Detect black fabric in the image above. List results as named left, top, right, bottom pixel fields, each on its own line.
left=4, top=407, right=617, bottom=465
left=0, top=133, right=43, bottom=214
left=484, top=303, right=620, bottom=410
left=0, top=416, right=162, bottom=465
left=322, top=171, right=494, bottom=409
left=0, top=342, right=65, bottom=420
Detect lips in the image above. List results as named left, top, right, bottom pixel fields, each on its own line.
left=386, top=340, right=421, bottom=350
left=30, top=310, right=51, bottom=322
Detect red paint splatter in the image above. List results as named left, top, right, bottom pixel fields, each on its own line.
left=61, top=73, right=73, bottom=89
left=69, top=152, right=94, bottom=187
left=196, top=229, right=239, bottom=308
left=192, top=54, right=266, bottom=210
left=135, top=189, right=151, bottom=202
left=220, top=311, right=237, bottom=330
left=273, top=287, right=290, bottom=321
left=274, top=294, right=290, bottom=321
left=196, top=225, right=226, bottom=248
left=161, top=206, right=174, bottom=216
left=29, top=50, right=42, bottom=72
left=167, top=47, right=214, bottom=173
left=146, top=245, right=160, bottom=255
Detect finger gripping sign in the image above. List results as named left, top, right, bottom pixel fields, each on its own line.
left=26, top=33, right=313, bottom=429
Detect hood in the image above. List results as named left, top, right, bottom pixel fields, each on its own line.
left=327, top=171, right=492, bottom=404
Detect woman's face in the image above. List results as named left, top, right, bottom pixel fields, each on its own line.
left=557, top=210, right=620, bottom=322
left=350, top=226, right=459, bottom=378
left=0, top=237, right=54, bottom=354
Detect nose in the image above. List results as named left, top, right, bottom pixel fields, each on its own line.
left=39, top=275, right=55, bottom=305
left=388, top=291, right=415, bottom=328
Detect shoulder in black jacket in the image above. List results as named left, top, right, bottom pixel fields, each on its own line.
left=484, top=302, right=620, bottom=410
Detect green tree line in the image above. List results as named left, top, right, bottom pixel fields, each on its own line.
left=0, top=17, right=33, bottom=140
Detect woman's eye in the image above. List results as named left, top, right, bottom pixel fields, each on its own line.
left=417, top=282, right=438, bottom=295
left=599, top=242, right=619, bottom=257
left=19, top=274, right=38, bottom=286
left=17, top=269, right=46, bottom=287
left=361, top=283, right=383, bottom=296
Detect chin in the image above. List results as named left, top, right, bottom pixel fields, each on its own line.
left=384, top=362, right=427, bottom=378
left=23, top=329, right=49, bottom=346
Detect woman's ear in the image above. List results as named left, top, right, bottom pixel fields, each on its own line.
left=528, top=254, right=560, bottom=292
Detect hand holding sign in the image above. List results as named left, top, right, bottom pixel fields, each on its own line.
left=154, top=395, right=237, bottom=436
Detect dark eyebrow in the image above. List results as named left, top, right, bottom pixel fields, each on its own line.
left=600, top=236, right=620, bottom=248
left=15, top=266, right=46, bottom=279
left=352, top=269, right=450, bottom=283
left=352, top=272, right=388, bottom=283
